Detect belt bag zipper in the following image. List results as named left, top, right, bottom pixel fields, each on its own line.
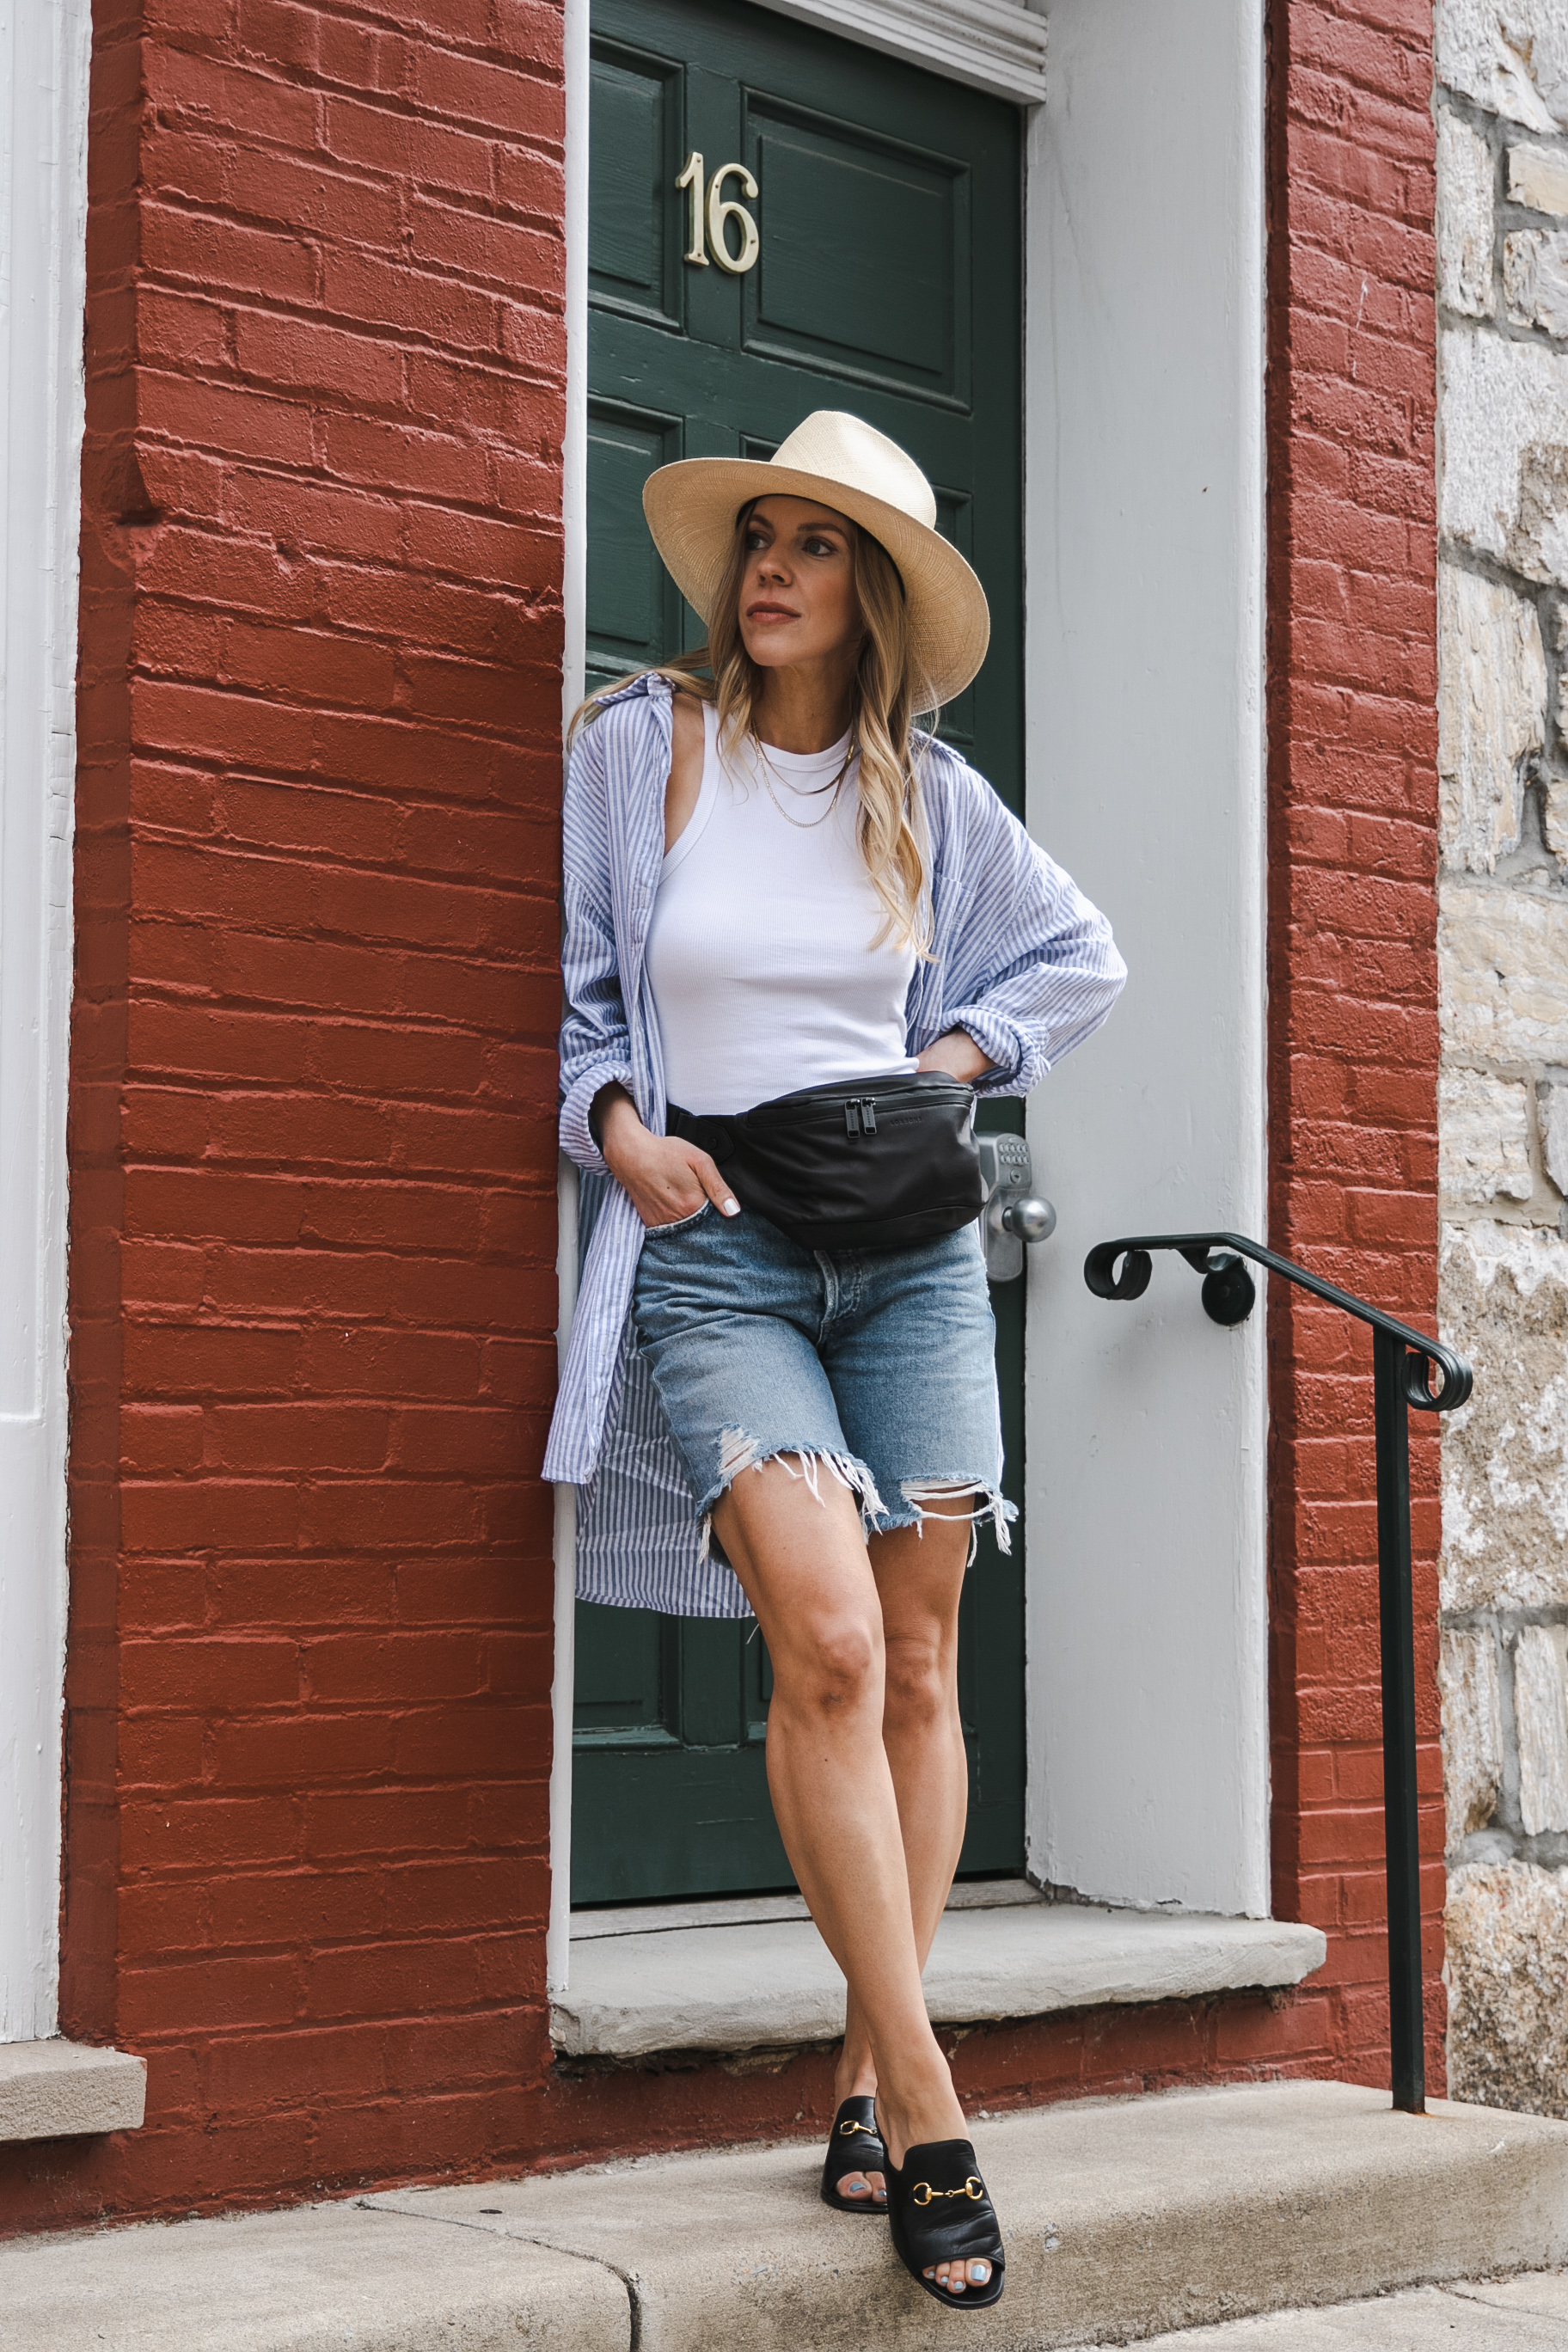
left=751, top=1076, right=971, bottom=1132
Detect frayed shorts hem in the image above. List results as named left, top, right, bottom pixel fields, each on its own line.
left=694, top=1437, right=887, bottom=1565
left=878, top=1478, right=1017, bottom=1566
left=694, top=1442, right=1014, bottom=1569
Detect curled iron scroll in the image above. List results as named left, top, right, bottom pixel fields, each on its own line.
left=1083, top=1231, right=1473, bottom=1418
left=1084, top=1240, right=1255, bottom=1326
left=1082, top=1241, right=1151, bottom=1302
left=1402, top=1342, right=1471, bottom=1415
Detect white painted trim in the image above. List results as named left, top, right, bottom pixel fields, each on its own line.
left=560, top=0, right=589, bottom=739
left=1021, top=0, right=1269, bottom=1916
left=548, top=0, right=591, bottom=2004
left=0, top=0, right=90, bottom=2045
left=750, top=0, right=1047, bottom=102
left=546, top=1173, right=579, bottom=2000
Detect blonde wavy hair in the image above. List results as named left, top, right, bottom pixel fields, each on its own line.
left=572, top=505, right=938, bottom=951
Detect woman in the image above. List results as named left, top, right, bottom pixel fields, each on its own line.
left=543, top=413, right=1124, bottom=2311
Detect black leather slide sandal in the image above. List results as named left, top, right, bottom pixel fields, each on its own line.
left=885, top=2136, right=1005, bottom=2309
left=819, top=2096, right=888, bottom=2213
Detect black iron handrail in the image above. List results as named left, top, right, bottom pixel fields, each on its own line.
left=1083, top=1230, right=1473, bottom=2115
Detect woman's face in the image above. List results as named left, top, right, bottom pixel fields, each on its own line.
left=736, top=495, right=861, bottom=672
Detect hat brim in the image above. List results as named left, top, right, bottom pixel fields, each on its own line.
left=641, top=457, right=990, bottom=710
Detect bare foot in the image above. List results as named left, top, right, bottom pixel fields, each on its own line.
left=880, top=2097, right=993, bottom=2294
left=831, top=2062, right=886, bottom=2206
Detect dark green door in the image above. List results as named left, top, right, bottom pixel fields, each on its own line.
left=573, top=0, right=1025, bottom=1908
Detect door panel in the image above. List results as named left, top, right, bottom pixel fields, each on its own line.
left=585, top=404, right=683, bottom=693
left=589, top=44, right=683, bottom=324
left=744, top=107, right=966, bottom=396
left=573, top=0, right=1023, bottom=1910
left=573, top=1604, right=790, bottom=1899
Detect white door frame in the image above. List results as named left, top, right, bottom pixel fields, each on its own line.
left=550, top=0, right=1269, bottom=1990
left=0, top=0, right=91, bottom=2043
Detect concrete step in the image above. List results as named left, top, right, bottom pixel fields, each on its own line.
left=3, top=2081, right=1567, bottom=2351
left=556, top=1888, right=1326, bottom=2057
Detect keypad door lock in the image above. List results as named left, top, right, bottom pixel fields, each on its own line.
left=977, top=1136, right=1057, bottom=1283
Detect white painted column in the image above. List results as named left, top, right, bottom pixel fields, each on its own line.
left=0, top=0, right=91, bottom=2039
left=548, top=0, right=591, bottom=2002
left=1023, top=0, right=1269, bottom=1915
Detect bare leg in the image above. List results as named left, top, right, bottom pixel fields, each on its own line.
left=713, top=1464, right=989, bottom=2295
left=835, top=1513, right=974, bottom=2284
left=836, top=1511, right=971, bottom=2069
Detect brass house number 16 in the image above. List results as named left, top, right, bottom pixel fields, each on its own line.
left=676, top=150, right=759, bottom=273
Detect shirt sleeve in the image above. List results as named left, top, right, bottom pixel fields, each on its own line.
left=939, top=769, right=1127, bottom=1098
left=558, top=719, right=635, bottom=1175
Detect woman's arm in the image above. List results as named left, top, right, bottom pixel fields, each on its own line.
left=916, top=1029, right=992, bottom=1082
left=560, top=689, right=712, bottom=1173
left=560, top=703, right=737, bottom=1220
left=932, top=765, right=1126, bottom=1097
left=665, top=688, right=705, bottom=850
left=558, top=717, right=638, bottom=1173
left=593, top=1084, right=739, bottom=1228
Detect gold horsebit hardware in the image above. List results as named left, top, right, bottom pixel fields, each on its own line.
left=911, top=2177, right=985, bottom=2206
left=836, top=2118, right=877, bottom=2138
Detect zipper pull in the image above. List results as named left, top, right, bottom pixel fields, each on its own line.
left=861, top=1098, right=878, bottom=1135
left=845, top=1102, right=861, bottom=1138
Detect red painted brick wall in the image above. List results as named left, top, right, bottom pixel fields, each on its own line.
left=2, top=0, right=1443, bottom=2239
left=1264, top=0, right=1445, bottom=2090
left=5, top=0, right=569, bottom=2230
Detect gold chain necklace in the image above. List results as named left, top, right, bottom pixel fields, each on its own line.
left=755, top=737, right=857, bottom=830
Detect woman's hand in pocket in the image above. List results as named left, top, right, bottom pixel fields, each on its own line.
left=916, top=1027, right=992, bottom=1083
left=596, top=1087, right=740, bottom=1228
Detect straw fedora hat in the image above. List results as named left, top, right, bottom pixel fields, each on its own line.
left=641, top=411, right=990, bottom=709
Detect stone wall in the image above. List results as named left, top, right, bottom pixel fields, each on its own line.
left=1436, top=0, right=1568, bottom=2116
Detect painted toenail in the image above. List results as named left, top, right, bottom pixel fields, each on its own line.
left=969, top=2263, right=989, bottom=2282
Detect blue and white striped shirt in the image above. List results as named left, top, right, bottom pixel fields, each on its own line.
left=543, top=673, right=1127, bottom=1617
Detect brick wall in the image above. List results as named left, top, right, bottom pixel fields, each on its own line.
left=1264, top=0, right=1446, bottom=2089
left=3, top=0, right=569, bottom=2228
left=2, top=0, right=1449, bottom=2236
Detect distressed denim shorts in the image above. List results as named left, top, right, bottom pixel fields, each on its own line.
left=630, top=1203, right=1012, bottom=1563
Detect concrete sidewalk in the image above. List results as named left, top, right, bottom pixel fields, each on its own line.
left=1106, top=2274, right=1568, bottom=2347
left=3, top=2080, right=1568, bottom=2351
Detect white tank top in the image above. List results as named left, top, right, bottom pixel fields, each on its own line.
left=644, top=701, right=918, bottom=1118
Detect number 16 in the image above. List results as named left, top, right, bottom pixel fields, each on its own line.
left=676, top=151, right=760, bottom=275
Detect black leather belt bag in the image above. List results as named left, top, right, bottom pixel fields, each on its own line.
left=665, top=1072, right=983, bottom=1253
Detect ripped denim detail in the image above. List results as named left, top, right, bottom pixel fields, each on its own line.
left=696, top=1430, right=890, bottom=1563
left=897, top=1477, right=1017, bottom=1565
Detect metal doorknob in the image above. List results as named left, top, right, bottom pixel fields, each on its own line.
left=1001, top=1196, right=1056, bottom=1245
left=977, top=1136, right=1053, bottom=1281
